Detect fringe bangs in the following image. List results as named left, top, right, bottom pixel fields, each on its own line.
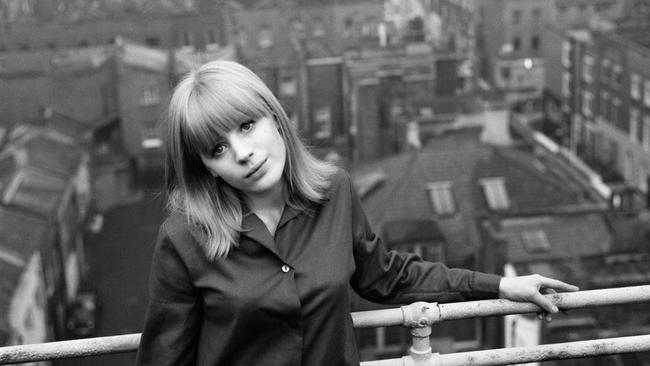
left=179, top=75, right=272, bottom=157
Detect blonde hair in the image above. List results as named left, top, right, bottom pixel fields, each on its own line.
left=165, top=60, right=337, bottom=259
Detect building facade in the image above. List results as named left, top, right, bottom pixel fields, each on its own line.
left=478, top=0, right=553, bottom=103
left=549, top=24, right=650, bottom=193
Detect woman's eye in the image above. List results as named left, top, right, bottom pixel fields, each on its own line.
left=241, top=120, right=254, bottom=132
left=211, top=143, right=227, bottom=157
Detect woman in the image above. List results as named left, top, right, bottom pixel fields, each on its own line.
left=136, top=60, right=578, bottom=366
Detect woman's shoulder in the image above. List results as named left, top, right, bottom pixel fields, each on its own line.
left=325, top=167, right=354, bottom=200
left=157, top=211, right=204, bottom=255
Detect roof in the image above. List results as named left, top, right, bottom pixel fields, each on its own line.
left=352, top=127, right=595, bottom=264
left=0, top=205, right=54, bottom=345
left=8, top=128, right=83, bottom=178
left=474, top=147, right=589, bottom=212
left=3, top=169, right=67, bottom=217
left=44, top=107, right=95, bottom=142
left=0, top=46, right=111, bottom=78
left=118, top=39, right=171, bottom=73
left=499, top=213, right=611, bottom=264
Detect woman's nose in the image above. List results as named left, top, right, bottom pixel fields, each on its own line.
left=231, top=138, right=253, bottom=164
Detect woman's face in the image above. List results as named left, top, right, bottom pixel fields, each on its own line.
left=200, top=115, right=287, bottom=198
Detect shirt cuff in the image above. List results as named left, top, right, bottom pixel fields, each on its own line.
left=472, top=272, right=502, bottom=294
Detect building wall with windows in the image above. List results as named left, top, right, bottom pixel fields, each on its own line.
left=556, top=25, right=650, bottom=193
left=478, top=0, right=553, bottom=101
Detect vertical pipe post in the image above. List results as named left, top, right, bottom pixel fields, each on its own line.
left=401, top=302, right=442, bottom=366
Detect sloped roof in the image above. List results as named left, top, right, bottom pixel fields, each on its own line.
left=499, top=213, right=611, bottom=264
left=44, top=108, right=95, bottom=142
left=0, top=47, right=111, bottom=78
left=0, top=206, right=54, bottom=345
left=19, top=132, right=82, bottom=178
left=3, top=169, right=67, bottom=217
left=473, top=147, right=589, bottom=212
left=353, top=128, right=494, bottom=263
left=353, top=127, right=598, bottom=264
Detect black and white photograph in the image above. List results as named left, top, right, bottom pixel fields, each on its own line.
left=0, top=0, right=649, bottom=365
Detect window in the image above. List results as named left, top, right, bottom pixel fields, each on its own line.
left=582, top=91, right=594, bottom=117
left=511, top=9, right=521, bottom=25
left=258, top=26, right=273, bottom=48
left=361, top=18, right=377, bottom=37
left=611, top=97, right=621, bottom=126
left=644, top=115, right=650, bottom=151
left=630, top=109, right=640, bottom=143
left=502, top=66, right=511, bottom=81
left=612, top=64, right=623, bottom=88
left=582, top=55, right=594, bottom=83
left=207, top=29, right=218, bottom=50
left=600, top=91, right=609, bottom=120
left=512, top=37, right=520, bottom=52
left=313, top=17, right=325, bottom=38
left=181, top=30, right=193, bottom=48
left=279, top=74, right=297, bottom=96
left=631, top=73, right=641, bottom=100
left=644, top=80, right=650, bottom=107
left=314, top=106, right=332, bottom=139
left=561, top=40, right=571, bottom=67
left=601, top=59, right=611, bottom=84
left=426, top=182, right=456, bottom=216
left=562, top=71, right=571, bottom=97
left=141, top=120, right=162, bottom=149
left=145, top=37, right=160, bottom=47
left=532, top=8, right=542, bottom=23
left=521, top=230, right=551, bottom=253
left=479, top=177, right=510, bottom=211
left=531, top=35, right=540, bottom=52
left=141, top=84, right=160, bottom=106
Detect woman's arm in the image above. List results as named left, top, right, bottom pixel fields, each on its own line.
left=346, top=172, right=578, bottom=306
left=136, top=224, right=203, bottom=366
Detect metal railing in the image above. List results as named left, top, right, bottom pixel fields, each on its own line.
left=1, top=285, right=649, bottom=365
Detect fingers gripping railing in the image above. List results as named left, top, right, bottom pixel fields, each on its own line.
left=1, top=286, right=650, bottom=365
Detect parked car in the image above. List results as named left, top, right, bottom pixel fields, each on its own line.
left=66, top=292, right=99, bottom=338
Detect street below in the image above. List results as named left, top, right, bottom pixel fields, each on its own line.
left=56, top=183, right=164, bottom=366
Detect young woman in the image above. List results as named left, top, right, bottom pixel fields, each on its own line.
left=136, top=60, right=578, bottom=366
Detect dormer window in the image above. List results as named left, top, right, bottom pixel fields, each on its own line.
left=521, top=230, right=551, bottom=253
left=479, top=177, right=510, bottom=211
left=426, top=181, right=456, bottom=216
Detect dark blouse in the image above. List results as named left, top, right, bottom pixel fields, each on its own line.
left=136, top=170, right=501, bottom=366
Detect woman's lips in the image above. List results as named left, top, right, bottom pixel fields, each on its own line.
left=245, top=158, right=267, bottom=179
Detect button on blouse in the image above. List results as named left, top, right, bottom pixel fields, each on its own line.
left=136, top=170, right=502, bottom=366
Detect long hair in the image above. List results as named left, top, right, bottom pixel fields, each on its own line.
left=165, top=60, right=338, bottom=259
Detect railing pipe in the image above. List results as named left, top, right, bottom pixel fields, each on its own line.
left=1, top=286, right=649, bottom=364
left=361, top=334, right=650, bottom=366
left=0, top=334, right=141, bottom=365
left=352, top=285, right=650, bottom=328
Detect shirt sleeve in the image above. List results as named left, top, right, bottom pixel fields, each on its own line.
left=136, top=223, right=203, bottom=366
left=346, top=173, right=502, bottom=304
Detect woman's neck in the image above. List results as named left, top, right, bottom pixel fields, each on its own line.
left=245, top=182, right=287, bottom=236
